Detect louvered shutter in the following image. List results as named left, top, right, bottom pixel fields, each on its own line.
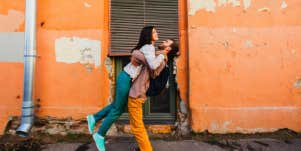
left=110, top=0, right=178, bottom=56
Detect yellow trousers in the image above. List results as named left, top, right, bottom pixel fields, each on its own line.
left=128, top=97, right=153, bottom=151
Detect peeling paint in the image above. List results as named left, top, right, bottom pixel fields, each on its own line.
left=0, top=32, right=24, bottom=62
left=219, top=0, right=241, bottom=7
left=281, top=1, right=288, bottom=9
left=180, top=100, right=188, bottom=114
left=228, top=0, right=240, bottom=7
left=104, top=57, right=114, bottom=103
left=210, top=121, right=232, bottom=133
left=173, top=57, right=190, bottom=136
left=189, top=0, right=249, bottom=15
left=294, top=79, right=301, bottom=88
left=209, top=123, right=280, bottom=133
left=218, top=0, right=227, bottom=6
left=258, top=7, right=270, bottom=12
left=223, top=41, right=230, bottom=49
left=189, top=0, right=216, bottom=15
left=243, top=0, right=251, bottom=10
left=0, top=10, right=24, bottom=32
left=84, top=2, right=92, bottom=8
left=104, top=57, right=113, bottom=78
left=223, top=121, right=231, bottom=130
left=244, top=40, right=253, bottom=49
left=235, top=127, right=277, bottom=133
left=55, top=37, right=101, bottom=68
left=196, top=106, right=300, bottom=111
left=210, top=121, right=219, bottom=131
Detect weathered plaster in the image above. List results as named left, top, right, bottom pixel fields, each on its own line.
left=188, top=0, right=292, bottom=15
left=294, top=79, right=301, bottom=88
left=0, top=10, right=24, bottom=32
left=104, top=57, right=114, bottom=103
left=258, top=7, right=270, bottom=12
left=191, top=106, right=301, bottom=133
left=219, top=0, right=241, bottom=7
left=235, top=127, right=278, bottom=133
left=200, top=106, right=301, bottom=111
left=84, top=2, right=92, bottom=8
left=189, top=0, right=216, bottom=14
left=210, top=120, right=232, bottom=133
left=0, top=32, right=24, bottom=62
left=198, top=121, right=280, bottom=133
left=243, top=0, right=251, bottom=10
left=173, top=58, right=191, bottom=136
left=55, top=37, right=101, bottom=68
left=189, top=0, right=252, bottom=15
left=218, top=0, right=227, bottom=6
left=244, top=40, right=254, bottom=49
left=281, top=1, right=288, bottom=9
left=228, top=0, right=241, bottom=7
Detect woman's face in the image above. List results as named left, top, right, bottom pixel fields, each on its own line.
left=152, top=28, right=159, bottom=41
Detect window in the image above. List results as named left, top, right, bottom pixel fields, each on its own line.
left=110, top=0, right=178, bottom=56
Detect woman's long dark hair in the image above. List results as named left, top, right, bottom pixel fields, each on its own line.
left=131, top=26, right=155, bottom=52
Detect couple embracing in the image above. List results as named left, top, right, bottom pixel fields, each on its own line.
left=87, top=26, right=179, bottom=151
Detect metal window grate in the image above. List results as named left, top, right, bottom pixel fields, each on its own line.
left=110, top=0, right=179, bottom=56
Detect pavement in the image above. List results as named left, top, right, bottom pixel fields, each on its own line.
left=42, top=137, right=301, bottom=151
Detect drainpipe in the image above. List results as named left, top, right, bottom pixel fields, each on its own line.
left=16, top=0, right=37, bottom=137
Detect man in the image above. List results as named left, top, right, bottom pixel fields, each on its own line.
left=129, top=39, right=179, bottom=151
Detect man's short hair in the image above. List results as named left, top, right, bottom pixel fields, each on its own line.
left=168, top=39, right=179, bottom=57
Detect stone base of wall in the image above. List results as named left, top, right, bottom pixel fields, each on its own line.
left=4, top=117, right=174, bottom=137
left=0, top=116, right=9, bottom=135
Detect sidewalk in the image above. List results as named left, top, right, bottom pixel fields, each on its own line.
left=42, top=137, right=301, bottom=151
left=1, top=128, right=301, bottom=151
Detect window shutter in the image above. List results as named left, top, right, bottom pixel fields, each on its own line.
left=110, top=0, right=144, bottom=56
left=110, top=0, right=178, bottom=56
left=144, top=0, right=179, bottom=48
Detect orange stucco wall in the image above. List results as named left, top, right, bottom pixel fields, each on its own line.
left=0, top=0, right=111, bottom=133
left=35, top=0, right=110, bottom=117
left=0, top=0, right=189, bottom=135
left=1, top=0, right=300, bottom=135
left=188, top=0, right=301, bottom=133
left=0, top=0, right=25, bottom=133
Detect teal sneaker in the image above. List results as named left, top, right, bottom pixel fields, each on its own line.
left=87, top=115, right=96, bottom=134
left=93, top=133, right=106, bottom=151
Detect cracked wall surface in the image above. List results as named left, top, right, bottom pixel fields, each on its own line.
left=1, top=0, right=300, bottom=135
left=188, top=0, right=301, bottom=133
left=0, top=1, right=25, bottom=134
left=189, top=0, right=290, bottom=15
left=34, top=0, right=109, bottom=118
left=0, top=0, right=110, bottom=135
left=55, top=36, right=101, bottom=68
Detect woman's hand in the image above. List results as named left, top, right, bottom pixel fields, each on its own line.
left=130, top=56, right=141, bottom=67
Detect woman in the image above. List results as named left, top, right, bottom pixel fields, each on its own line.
left=128, top=26, right=174, bottom=151
left=86, top=26, right=166, bottom=151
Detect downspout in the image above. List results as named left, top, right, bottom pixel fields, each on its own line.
left=16, top=0, right=37, bottom=137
